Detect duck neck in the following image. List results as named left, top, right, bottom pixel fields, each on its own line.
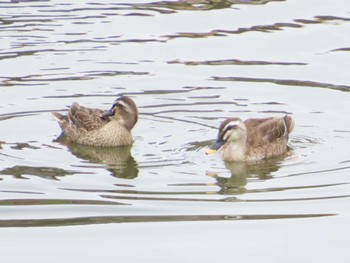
left=222, top=135, right=247, bottom=161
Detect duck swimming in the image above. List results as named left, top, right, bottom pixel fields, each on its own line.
left=52, top=96, right=138, bottom=147
left=206, top=115, right=294, bottom=162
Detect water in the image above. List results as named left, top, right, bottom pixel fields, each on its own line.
left=1, top=0, right=350, bottom=262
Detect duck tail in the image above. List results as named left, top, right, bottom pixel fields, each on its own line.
left=284, top=115, right=295, bottom=134
left=52, top=112, right=67, bottom=124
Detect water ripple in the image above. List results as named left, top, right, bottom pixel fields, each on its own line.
left=0, top=213, right=335, bottom=228
left=0, top=0, right=350, bottom=239
left=168, top=59, right=307, bottom=66
left=212, top=76, right=350, bottom=92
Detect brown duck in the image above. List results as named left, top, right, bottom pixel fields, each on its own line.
left=206, top=115, right=294, bottom=162
left=52, top=96, right=138, bottom=147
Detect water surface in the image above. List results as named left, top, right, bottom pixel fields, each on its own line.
left=0, top=0, right=350, bottom=262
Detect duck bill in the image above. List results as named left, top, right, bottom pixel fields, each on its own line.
left=100, top=109, right=114, bottom=118
left=206, top=138, right=225, bottom=155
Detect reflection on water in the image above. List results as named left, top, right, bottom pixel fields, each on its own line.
left=208, top=155, right=286, bottom=195
left=212, top=76, right=350, bottom=92
left=0, top=165, right=77, bottom=180
left=168, top=58, right=307, bottom=66
left=0, top=213, right=335, bottom=228
left=0, top=1, right=349, bottom=256
left=55, top=134, right=139, bottom=179
left=0, top=198, right=119, bottom=206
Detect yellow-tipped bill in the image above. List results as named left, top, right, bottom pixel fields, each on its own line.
left=206, top=137, right=226, bottom=155
left=205, top=148, right=217, bottom=155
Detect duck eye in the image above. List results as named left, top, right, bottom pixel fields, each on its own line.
left=220, top=125, right=240, bottom=141
left=115, top=99, right=128, bottom=109
left=112, top=102, right=122, bottom=109
left=223, top=125, right=237, bottom=133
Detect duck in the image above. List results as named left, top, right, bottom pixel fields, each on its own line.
left=206, top=115, right=294, bottom=162
left=52, top=96, right=138, bottom=147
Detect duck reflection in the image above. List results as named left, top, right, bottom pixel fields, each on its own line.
left=55, top=134, right=138, bottom=179
left=209, top=156, right=285, bottom=195
left=0, top=165, right=77, bottom=180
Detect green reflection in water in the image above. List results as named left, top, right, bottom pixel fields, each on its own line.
left=168, top=58, right=307, bottom=66
left=0, top=213, right=335, bottom=228
left=216, top=158, right=283, bottom=195
left=0, top=165, right=78, bottom=180
left=0, top=199, right=122, bottom=206
left=212, top=76, right=350, bottom=92
left=139, top=0, right=284, bottom=12
left=205, top=153, right=288, bottom=195
left=56, top=134, right=139, bottom=179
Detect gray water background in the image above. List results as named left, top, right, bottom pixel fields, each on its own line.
left=0, top=0, right=350, bottom=262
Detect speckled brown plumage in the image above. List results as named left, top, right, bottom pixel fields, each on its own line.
left=52, top=96, right=138, bottom=147
left=207, top=115, right=294, bottom=162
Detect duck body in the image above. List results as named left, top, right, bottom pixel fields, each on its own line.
left=52, top=96, right=138, bottom=147
left=206, top=115, right=294, bottom=162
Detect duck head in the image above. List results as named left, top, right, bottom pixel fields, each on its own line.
left=206, top=117, right=247, bottom=155
left=101, top=96, right=138, bottom=130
